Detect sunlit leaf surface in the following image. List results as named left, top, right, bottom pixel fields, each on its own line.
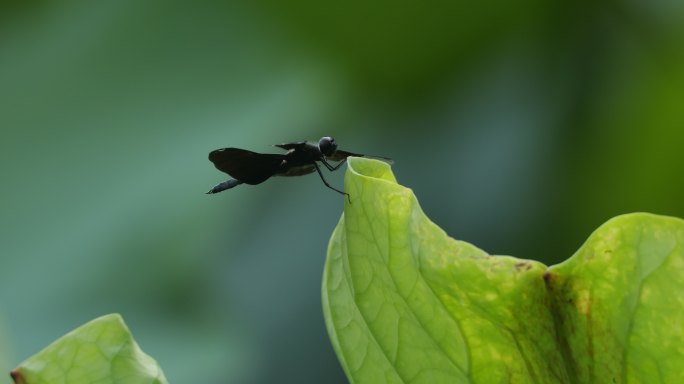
left=323, top=157, right=684, bottom=383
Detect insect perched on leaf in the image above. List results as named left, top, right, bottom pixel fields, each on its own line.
left=206, top=136, right=391, bottom=201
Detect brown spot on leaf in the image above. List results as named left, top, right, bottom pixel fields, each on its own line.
left=543, top=271, right=555, bottom=286
left=10, top=370, right=26, bottom=384
left=515, top=261, right=533, bottom=272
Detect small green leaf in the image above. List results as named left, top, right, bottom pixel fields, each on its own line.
left=11, top=314, right=167, bottom=384
left=323, top=157, right=684, bottom=383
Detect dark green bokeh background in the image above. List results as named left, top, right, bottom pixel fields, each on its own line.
left=1, top=1, right=683, bottom=382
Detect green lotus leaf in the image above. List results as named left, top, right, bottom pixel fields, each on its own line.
left=323, top=157, right=684, bottom=383
left=546, top=213, right=684, bottom=383
left=11, top=314, right=167, bottom=384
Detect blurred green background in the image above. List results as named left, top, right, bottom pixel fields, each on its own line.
left=1, top=0, right=683, bottom=382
